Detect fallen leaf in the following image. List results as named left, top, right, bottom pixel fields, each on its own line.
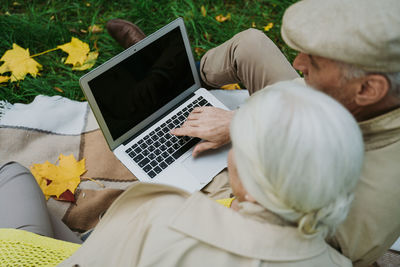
left=72, top=51, right=98, bottom=71
left=194, top=47, right=206, bottom=57
left=201, top=5, right=207, bottom=17
left=58, top=37, right=90, bottom=66
left=69, top=28, right=79, bottom=34
left=93, top=39, right=98, bottom=50
left=0, top=44, right=42, bottom=82
left=0, top=76, right=10, bottom=83
left=263, top=22, right=274, bottom=32
left=203, top=32, right=212, bottom=41
left=215, top=13, right=231, bottom=22
left=88, top=24, right=103, bottom=34
left=221, top=83, right=241, bottom=90
left=54, top=86, right=63, bottom=93
left=56, top=190, right=75, bottom=202
left=30, top=154, right=86, bottom=201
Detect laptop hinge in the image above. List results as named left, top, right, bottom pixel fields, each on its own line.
left=122, top=92, right=196, bottom=146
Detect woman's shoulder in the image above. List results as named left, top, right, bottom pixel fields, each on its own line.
left=115, top=182, right=191, bottom=206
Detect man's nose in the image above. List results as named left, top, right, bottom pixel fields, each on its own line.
left=293, top=53, right=308, bottom=75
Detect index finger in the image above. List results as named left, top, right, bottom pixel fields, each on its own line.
left=170, top=126, right=199, bottom=137
left=192, top=106, right=206, bottom=113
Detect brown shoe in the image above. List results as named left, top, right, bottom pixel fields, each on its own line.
left=106, top=19, right=146, bottom=49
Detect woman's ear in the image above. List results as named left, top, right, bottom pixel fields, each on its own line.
left=355, top=74, right=389, bottom=106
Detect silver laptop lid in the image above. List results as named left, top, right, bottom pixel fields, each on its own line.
left=79, top=18, right=201, bottom=150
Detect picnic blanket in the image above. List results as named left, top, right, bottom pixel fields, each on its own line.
left=0, top=90, right=248, bottom=232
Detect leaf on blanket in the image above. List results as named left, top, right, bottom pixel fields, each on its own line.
left=30, top=154, right=86, bottom=201
left=55, top=189, right=76, bottom=202
left=58, top=37, right=90, bottom=67
left=0, top=44, right=42, bottom=82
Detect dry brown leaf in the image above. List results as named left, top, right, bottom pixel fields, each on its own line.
left=194, top=47, right=206, bottom=57
left=54, top=87, right=63, bottom=93
left=88, top=24, right=103, bottom=34
left=203, top=32, right=212, bottom=41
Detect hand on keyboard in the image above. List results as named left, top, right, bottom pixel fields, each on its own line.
left=171, top=106, right=234, bottom=157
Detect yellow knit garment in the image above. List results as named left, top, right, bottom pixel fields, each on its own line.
left=215, top=197, right=235, bottom=208
left=0, top=228, right=80, bottom=266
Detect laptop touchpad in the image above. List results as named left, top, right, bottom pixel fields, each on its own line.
left=182, top=145, right=229, bottom=184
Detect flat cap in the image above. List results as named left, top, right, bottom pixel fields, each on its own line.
left=281, top=0, right=400, bottom=72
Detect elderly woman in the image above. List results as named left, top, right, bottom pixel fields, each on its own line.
left=57, top=81, right=363, bottom=266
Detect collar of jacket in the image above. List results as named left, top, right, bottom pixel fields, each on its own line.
left=359, top=107, right=400, bottom=150
left=169, top=191, right=328, bottom=262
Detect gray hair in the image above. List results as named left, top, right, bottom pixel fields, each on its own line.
left=339, top=61, right=400, bottom=97
left=230, top=81, right=364, bottom=238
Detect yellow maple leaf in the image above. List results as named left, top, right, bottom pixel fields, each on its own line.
left=264, top=22, right=274, bottom=32
left=72, top=51, right=98, bottom=71
left=0, top=44, right=42, bottom=82
left=0, top=75, right=10, bottom=83
left=215, top=13, right=231, bottom=23
left=58, top=37, right=90, bottom=66
left=30, top=154, right=86, bottom=200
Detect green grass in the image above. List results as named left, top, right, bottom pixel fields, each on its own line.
left=0, top=0, right=298, bottom=104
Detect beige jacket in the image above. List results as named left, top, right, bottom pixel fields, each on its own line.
left=334, top=107, right=400, bottom=267
left=61, top=183, right=350, bottom=267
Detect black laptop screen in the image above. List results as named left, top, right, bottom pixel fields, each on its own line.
left=88, top=27, right=195, bottom=140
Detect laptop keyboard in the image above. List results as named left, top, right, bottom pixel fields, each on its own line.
left=125, top=96, right=211, bottom=178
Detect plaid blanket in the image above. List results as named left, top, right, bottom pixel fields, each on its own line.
left=0, top=91, right=246, bottom=232
left=0, top=110, right=138, bottom=232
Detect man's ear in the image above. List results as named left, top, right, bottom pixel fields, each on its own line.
left=355, top=74, right=389, bottom=106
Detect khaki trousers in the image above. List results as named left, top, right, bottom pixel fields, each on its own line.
left=200, top=28, right=299, bottom=94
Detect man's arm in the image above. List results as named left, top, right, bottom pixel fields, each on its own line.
left=171, top=29, right=298, bottom=156
left=171, top=107, right=234, bottom=157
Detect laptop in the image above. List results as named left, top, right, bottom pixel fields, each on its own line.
left=80, top=18, right=230, bottom=193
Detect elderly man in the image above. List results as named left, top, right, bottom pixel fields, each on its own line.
left=107, top=0, right=400, bottom=266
